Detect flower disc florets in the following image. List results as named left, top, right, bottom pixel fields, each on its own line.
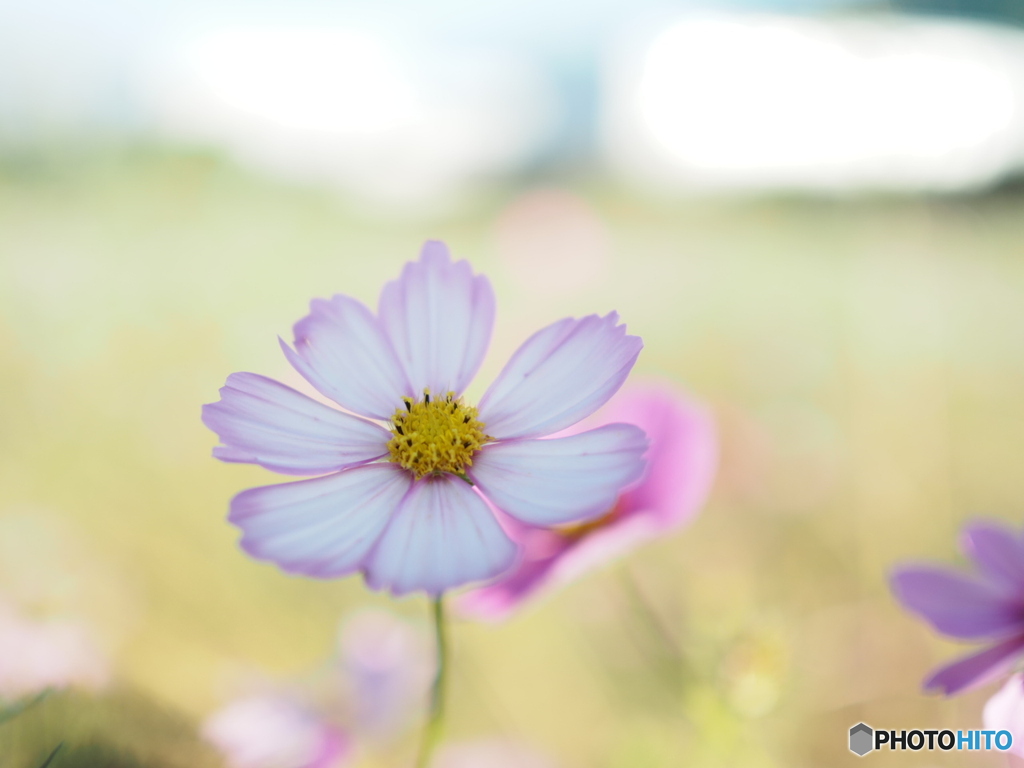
left=388, top=390, right=489, bottom=478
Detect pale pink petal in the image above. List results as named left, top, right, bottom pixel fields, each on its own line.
left=431, top=739, right=559, bottom=768
left=378, top=241, right=495, bottom=397
left=281, top=295, right=411, bottom=420
left=230, top=464, right=412, bottom=579
left=203, top=695, right=352, bottom=768
left=311, top=730, right=353, bottom=768
left=984, top=673, right=1024, bottom=758
left=600, top=383, right=717, bottom=529
left=469, top=424, right=648, bottom=526
left=478, top=313, right=642, bottom=439
left=203, top=373, right=391, bottom=475
left=364, top=476, right=517, bottom=596
left=0, top=602, right=109, bottom=699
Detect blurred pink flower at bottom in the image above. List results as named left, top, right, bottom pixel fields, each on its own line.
left=431, top=739, right=558, bottom=768
left=0, top=600, right=109, bottom=700
left=338, top=609, right=432, bottom=739
left=203, top=695, right=352, bottom=768
left=460, top=382, right=717, bottom=620
left=985, top=673, right=1024, bottom=758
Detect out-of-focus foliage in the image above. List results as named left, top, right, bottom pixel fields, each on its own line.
left=2, top=148, right=1024, bottom=766
left=0, top=688, right=221, bottom=767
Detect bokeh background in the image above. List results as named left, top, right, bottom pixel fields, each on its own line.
left=3, top=0, right=1024, bottom=765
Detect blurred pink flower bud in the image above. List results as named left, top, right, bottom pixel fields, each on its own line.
left=203, top=695, right=352, bottom=768
left=431, top=738, right=558, bottom=768
left=0, top=599, right=109, bottom=700
left=338, top=609, right=433, bottom=740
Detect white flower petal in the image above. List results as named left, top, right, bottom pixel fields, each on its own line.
left=378, top=241, right=495, bottom=398
left=230, top=463, right=412, bottom=578
left=478, top=313, right=642, bottom=439
left=469, top=424, right=648, bottom=526
left=281, top=295, right=411, bottom=420
left=364, top=475, right=517, bottom=596
left=203, top=372, right=391, bottom=475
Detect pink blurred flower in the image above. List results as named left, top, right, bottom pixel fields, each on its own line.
left=337, top=609, right=433, bottom=740
left=206, top=609, right=432, bottom=764
left=985, top=673, right=1024, bottom=758
left=203, top=241, right=646, bottom=596
left=0, top=600, right=108, bottom=700
left=203, top=695, right=352, bottom=768
left=493, top=188, right=610, bottom=296
left=431, top=738, right=558, bottom=768
left=460, top=382, right=717, bottom=620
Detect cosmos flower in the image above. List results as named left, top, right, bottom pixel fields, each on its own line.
left=984, top=673, right=1024, bottom=758
left=203, top=695, right=352, bottom=768
left=203, top=241, right=646, bottom=595
left=460, top=382, right=716, bottom=620
left=890, top=519, right=1024, bottom=695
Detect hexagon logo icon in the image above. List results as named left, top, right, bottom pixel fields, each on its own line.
left=849, top=723, right=874, bottom=756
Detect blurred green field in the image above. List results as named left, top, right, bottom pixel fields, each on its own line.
left=2, top=149, right=1024, bottom=767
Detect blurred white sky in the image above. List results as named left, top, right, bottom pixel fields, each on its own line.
left=608, top=14, right=1024, bottom=192
left=2, top=0, right=1024, bottom=202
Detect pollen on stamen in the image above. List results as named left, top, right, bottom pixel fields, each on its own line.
left=387, top=389, right=489, bottom=478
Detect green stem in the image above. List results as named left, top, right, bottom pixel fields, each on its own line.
left=37, top=742, right=64, bottom=768
left=415, top=595, right=448, bottom=768
left=619, top=568, right=687, bottom=690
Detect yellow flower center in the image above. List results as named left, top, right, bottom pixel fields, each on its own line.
left=387, top=390, right=490, bottom=479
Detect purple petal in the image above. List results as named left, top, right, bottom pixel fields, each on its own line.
left=280, top=295, right=411, bottom=420
left=364, top=475, right=517, bottom=596
left=377, top=241, right=495, bottom=397
left=469, top=424, right=648, bottom=526
left=924, top=635, right=1024, bottom=695
left=230, top=464, right=412, bottom=579
left=890, top=565, right=1024, bottom=639
left=478, top=313, right=643, bottom=439
left=962, top=520, right=1024, bottom=593
left=202, top=372, right=391, bottom=475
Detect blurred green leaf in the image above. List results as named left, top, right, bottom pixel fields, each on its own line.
left=0, top=690, right=51, bottom=727
left=37, top=741, right=63, bottom=768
